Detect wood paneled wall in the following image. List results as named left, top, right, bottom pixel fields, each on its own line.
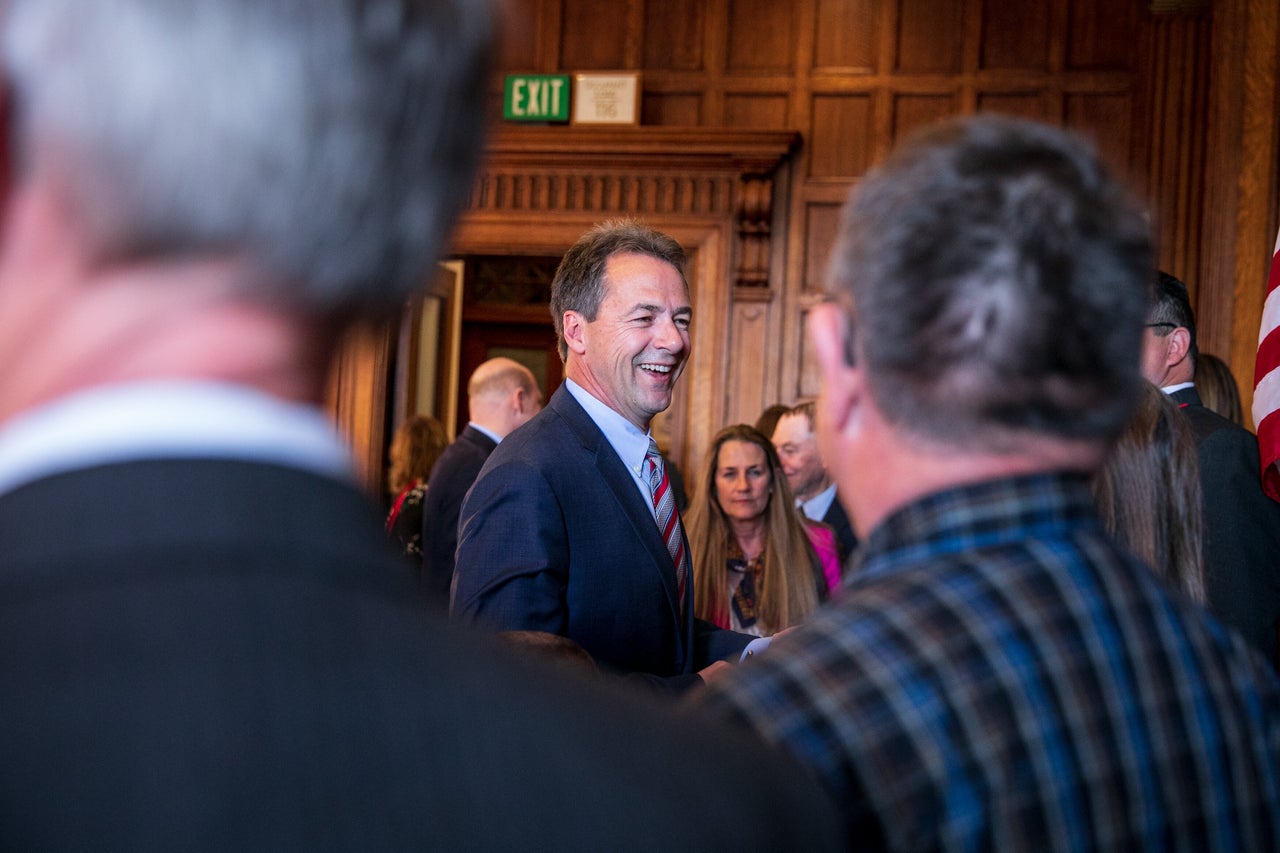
left=481, top=0, right=1279, bottom=435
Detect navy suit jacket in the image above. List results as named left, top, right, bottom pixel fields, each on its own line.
left=420, top=425, right=498, bottom=599
left=1171, top=386, right=1280, bottom=664
left=822, top=494, right=858, bottom=567
left=452, top=385, right=750, bottom=690
left=0, top=456, right=841, bottom=850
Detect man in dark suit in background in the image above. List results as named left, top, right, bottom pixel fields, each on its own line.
left=1141, top=271, right=1280, bottom=665
left=0, top=3, right=843, bottom=849
left=453, top=220, right=753, bottom=691
left=772, top=400, right=858, bottom=566
left=421, top=357, right=542, bottom=598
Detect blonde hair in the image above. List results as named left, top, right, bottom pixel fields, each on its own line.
left=686, top=424, right=822, bottom=634
left=387, top=415, right=448, bottom=494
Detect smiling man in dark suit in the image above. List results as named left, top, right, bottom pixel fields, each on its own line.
left=452, top=220, right=753, bottom=691
left=421, top=357, right=542, bottom=598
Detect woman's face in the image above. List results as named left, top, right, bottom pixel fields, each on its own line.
left=714, top=439, right=772, bottom=524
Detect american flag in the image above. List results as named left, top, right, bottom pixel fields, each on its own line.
left=1253, top=226, right=1280, bottom=501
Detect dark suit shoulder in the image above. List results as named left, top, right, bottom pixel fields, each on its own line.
left=0, top=460, right=843, bottom=851
left=426, top=430, right=493, bottom=494
left=1176, top=401, right=1280, bottom=664
left=1181, top=403, right=1256, bottom=449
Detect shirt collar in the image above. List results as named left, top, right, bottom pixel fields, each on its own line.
left=849, top=471, right=1098, bottom=581
left=799, top=481, right=838, bottom=521
left=1160, top=381, right=1195, bottom=395
left=565, top=378, right=653, bottom=476
left=468, top=422, right=503, bottom=445
left=0, top=380, right=355, bottom=498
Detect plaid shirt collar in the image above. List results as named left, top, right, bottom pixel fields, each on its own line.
left=850, top=471, right=1098, bottom=581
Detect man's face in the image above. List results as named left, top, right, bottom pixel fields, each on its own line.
left=574, top=253, right=690, bottom=430
left=771, top=412, right=829, bottom=502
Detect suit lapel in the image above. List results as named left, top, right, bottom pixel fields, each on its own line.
left=550, top=387, right=684, bottom=617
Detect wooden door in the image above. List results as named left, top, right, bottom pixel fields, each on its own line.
left=457, top=320, right=562, bottom=436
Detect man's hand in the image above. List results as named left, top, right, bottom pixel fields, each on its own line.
left=698, top=659, right=734, bottom=685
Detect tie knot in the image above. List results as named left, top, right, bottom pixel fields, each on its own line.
left=646, top=437, right=663, bottom=466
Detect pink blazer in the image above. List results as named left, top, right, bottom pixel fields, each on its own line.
left=804, top=522, right=843, bottom=593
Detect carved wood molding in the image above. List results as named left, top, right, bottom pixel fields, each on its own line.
left=469, top=126, right=799, bottom=290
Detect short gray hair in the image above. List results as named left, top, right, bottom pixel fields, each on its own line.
left=827, top=115, right=1152, bottom=449
left=3, top=0, right=492, bottom=317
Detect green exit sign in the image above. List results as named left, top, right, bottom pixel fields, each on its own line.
left=503, top=74, right=570, bottom=122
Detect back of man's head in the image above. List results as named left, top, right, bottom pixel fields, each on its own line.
left=467, top=357, right=539, bottom=434
left=1148, top=271, right=1199, bottom=371
left=827, top=115, right=1152, bottom=451
left=2, top=0, right=492, bottom=320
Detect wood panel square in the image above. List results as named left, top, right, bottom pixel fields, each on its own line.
left=805, top=202, right=844, bottom=293
left=896, top=0, right=964, bottom=73
left=979, top=1, right=1050, bottom=71
left=644, top=0, right=707, bottom=71
left=725, top=94, right=790, bottom=128
left=814, top=0, right=878, bottom=71
left=892, top=93, right=959, bottom=141
left=1066, top=92, right=1134, bottom=176
left=727, top=0, right=797, bottom=73
left=811, top=94, right=872, bottom=178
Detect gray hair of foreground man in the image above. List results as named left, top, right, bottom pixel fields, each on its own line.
left=1, top=0, right=491, bottom=317
left=550, top=220, right=688, bottom=360
left=827, top=116, right=1152, bottom=449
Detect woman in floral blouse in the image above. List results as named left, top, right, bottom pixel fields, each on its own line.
left=686, top=424, right=836, bottom=637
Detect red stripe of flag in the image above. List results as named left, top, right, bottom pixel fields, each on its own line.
left=1253, top=227, right=1280, bottom=502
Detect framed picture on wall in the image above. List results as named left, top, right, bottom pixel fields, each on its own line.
left=571, top=72, right=640, bottom=126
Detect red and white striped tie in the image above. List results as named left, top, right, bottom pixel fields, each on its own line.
left=646, top=437, right=688, bottom=605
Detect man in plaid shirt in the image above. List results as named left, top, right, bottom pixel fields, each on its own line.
left=697, top=116, right=1280, bottom=850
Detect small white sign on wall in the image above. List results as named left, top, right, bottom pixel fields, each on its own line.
left=571, top=73, right=641, bottom=125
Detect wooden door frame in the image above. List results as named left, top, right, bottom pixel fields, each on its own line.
left=449, top=126, right=797, bottom=480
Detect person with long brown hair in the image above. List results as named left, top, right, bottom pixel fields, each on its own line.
left=385, top=414, right=448, bottom=559
left=686, top=424, right=835, bottom=637
left=1092, top=382, right=1206, bottom=603
left=1194, top=352, right=1245, bottom=427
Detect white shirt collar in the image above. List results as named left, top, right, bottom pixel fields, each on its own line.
left=798, top=481, right=838, bottom=522
left=565, top=378, right=656, bottom=508
left=0, top=380, right=354, bottom=498
left=468, top=422, right=503, bottom=445
left=1160, top=381, right=1195, bottom=395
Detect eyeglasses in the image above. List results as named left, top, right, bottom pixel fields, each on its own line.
left=1145, top=322, right=1176, bottom=331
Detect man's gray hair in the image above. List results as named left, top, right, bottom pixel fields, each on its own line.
left=827, top=115, right=1152, bottom=449
left=3, top=0, right=492, bottom=317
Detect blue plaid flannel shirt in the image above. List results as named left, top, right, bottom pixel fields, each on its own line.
left=699, top=472, right=1280, bottom=850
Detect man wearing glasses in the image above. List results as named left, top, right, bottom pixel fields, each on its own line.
left=1142, top=271, right=1280, bottom=665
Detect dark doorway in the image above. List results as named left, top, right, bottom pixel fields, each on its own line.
left=453, top=254, right=562, bottom=436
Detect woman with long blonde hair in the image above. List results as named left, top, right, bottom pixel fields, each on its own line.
left=686, top=424, right=834, bottom=636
